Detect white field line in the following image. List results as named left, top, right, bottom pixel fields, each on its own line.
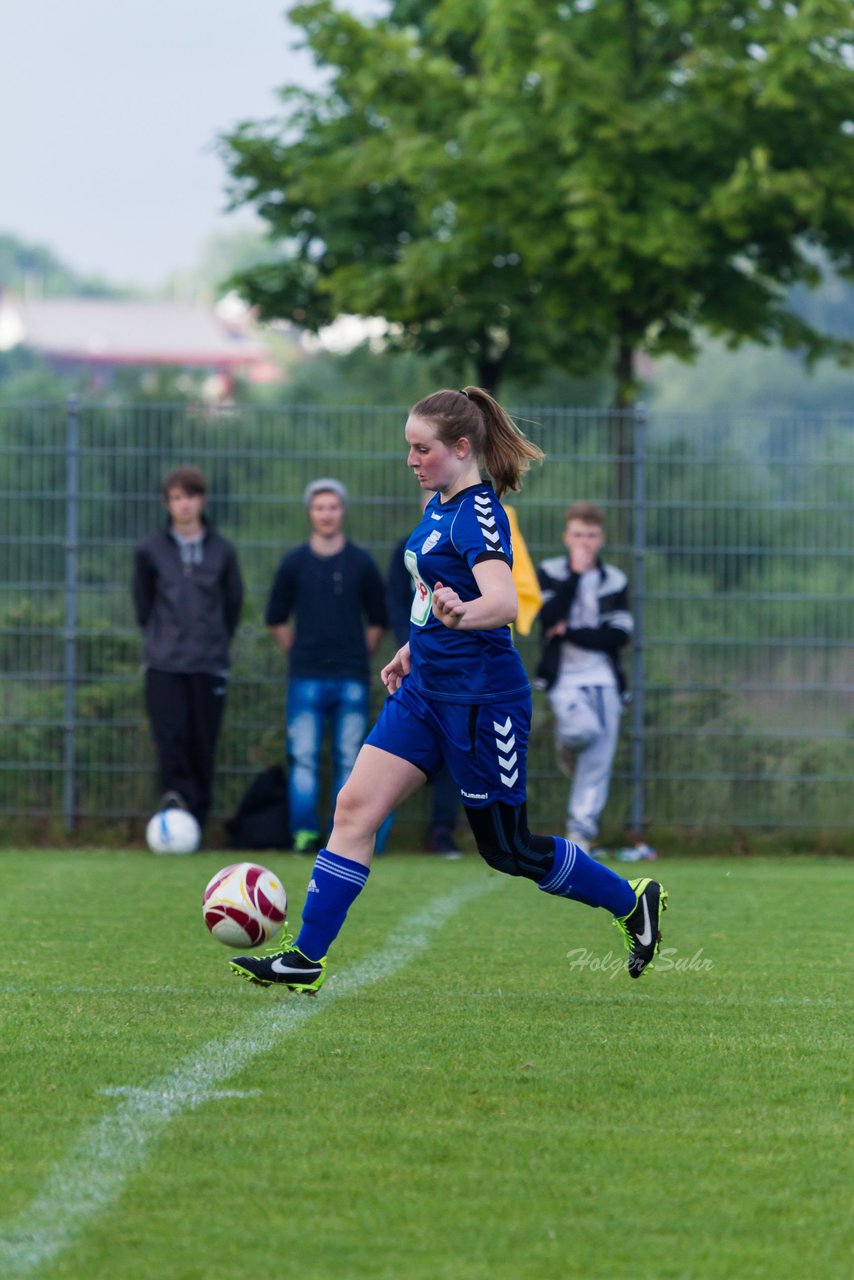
left=0, top=877, right=499, bottom=1278
left=1, top=986, right=846, bottom=1010
left=0, top=984, right=204, bottom=996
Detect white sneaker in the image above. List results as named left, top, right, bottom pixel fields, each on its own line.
left=568, top=831, right=611, bottom=859
left=617, top=843, right=658, bottom=863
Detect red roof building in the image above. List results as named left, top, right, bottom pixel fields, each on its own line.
left=0, top=295, right=275, bottom=384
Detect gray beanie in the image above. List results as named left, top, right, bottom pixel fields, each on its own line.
left=303, top=477, right=348, bottom=509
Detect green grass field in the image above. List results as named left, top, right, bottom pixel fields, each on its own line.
left=0, top=851, right=851, bottom=1280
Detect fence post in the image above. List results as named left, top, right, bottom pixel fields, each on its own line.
left=629, top=401, right=646, bottom=841
left=63, top=395, right=79, bottom=834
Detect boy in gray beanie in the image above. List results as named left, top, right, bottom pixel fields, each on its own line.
left=266, top=477, right=387, bottom=852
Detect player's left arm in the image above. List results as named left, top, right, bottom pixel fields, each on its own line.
left=432, top=559, right=518, bottom=630
left=381, top=642, right=411, bottom=692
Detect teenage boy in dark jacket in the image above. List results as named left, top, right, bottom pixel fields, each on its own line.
left=132, top=466, right=244, bottom=830
left=535, top=501, right=633, bottom=854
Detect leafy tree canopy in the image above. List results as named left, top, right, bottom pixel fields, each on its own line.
left=220, top=0, right=854, bottom=401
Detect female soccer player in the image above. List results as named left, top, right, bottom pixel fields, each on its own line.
left=230, top=388, right=667, bottom=990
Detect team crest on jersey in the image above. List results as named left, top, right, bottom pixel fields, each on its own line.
left=421, top=529, right=442, bottom=554
left=404, top=549, right=432, bottom=626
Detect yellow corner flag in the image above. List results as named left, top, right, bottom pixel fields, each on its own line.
left=505, top=505, right=542, bottom=636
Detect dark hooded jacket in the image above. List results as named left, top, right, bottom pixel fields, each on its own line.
left=132, top=521, right=244, bottom=674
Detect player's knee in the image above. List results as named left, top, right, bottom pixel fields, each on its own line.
left=331, top=776, right=375, bottom=841
left=464, top=802, right=554, bottom=881
left=474, top=836, right=521, bottom=877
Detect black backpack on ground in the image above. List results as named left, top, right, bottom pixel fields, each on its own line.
left=224, top=764, right=292, bottom=851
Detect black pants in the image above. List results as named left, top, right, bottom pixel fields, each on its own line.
left=145, top=669, right=227, bottom=828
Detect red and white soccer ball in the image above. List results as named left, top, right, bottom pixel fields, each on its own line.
left=202, top=862, right=287, bottom=948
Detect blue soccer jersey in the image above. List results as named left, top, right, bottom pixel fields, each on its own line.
left=402, top=483, right=529, bottom=703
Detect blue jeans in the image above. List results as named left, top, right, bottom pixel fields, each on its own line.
left=286, top=677, right=370, bottom=836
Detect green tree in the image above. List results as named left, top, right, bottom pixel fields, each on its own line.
left=220, top=0, right=854, bottom=406
left=0, top=232, right=122, bottom=298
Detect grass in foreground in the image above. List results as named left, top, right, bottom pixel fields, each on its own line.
left=0, top=851, right=851, bottom=1280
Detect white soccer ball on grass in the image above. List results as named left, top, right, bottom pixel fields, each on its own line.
left=145, top=806, right=201, bottom=855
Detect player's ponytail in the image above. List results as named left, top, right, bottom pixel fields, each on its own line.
left=410, top=387, right=544, bottom=497
left=461, top=386, right=544, bottom=496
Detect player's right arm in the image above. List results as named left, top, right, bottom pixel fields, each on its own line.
left=381, top=643, right=411, bottom=693
left=432, top=560, right=518, bottom=630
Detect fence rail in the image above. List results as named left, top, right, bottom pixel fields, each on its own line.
left=1, top=397, right=852, bottom=844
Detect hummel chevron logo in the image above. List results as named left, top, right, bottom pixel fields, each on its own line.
left=493, top=713, right=518, bottom=786
left=636, top=896, right=653, bottom=947
left=473, top=496, right=504, bottom=551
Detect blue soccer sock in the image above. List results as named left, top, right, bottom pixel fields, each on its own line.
left=538, top=838, right=635, bottom=916
left=294, top=849, right=370, bottom=960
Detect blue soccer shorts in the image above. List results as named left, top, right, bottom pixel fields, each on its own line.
left=366, top=678, right=530, bottom=808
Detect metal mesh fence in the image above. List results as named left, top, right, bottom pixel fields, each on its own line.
left=1, top=398, right=852, bottom=843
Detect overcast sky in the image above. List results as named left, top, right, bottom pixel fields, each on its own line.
left=0, top=1, right=382, bottom=288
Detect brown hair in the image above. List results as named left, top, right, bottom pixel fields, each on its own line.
left=565, top=500, right=605, bottom=528
left=161, top=466, right=207, bottom=500
left=409, top=387, right=544, bottom=498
